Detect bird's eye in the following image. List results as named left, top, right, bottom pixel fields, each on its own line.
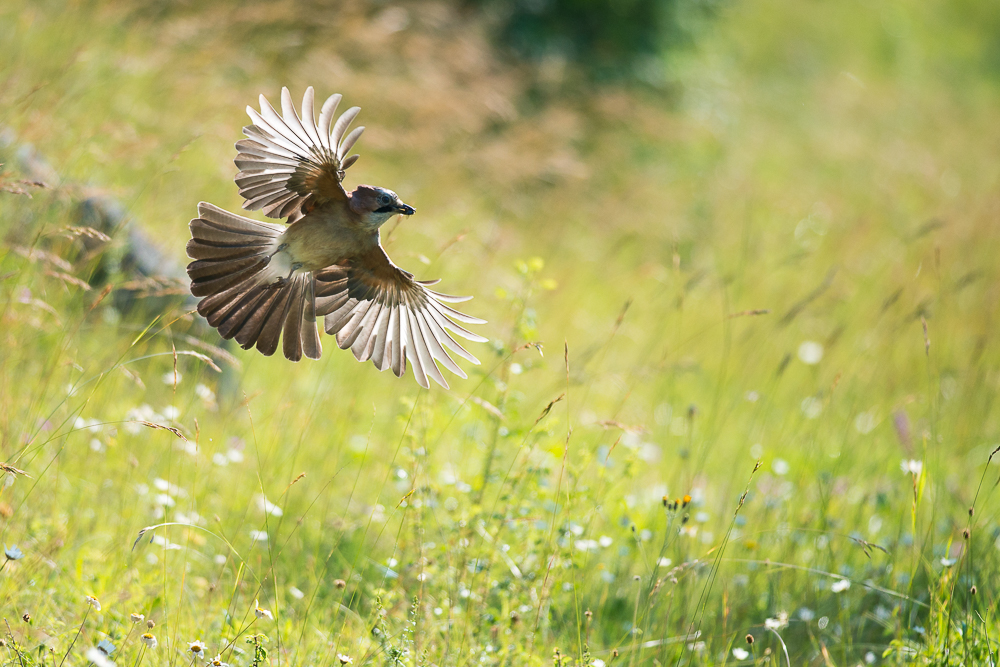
left=378, top=194, right=393, bottom=206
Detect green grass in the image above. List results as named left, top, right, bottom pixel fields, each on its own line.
left=1, top=0, right=1000, bottom=665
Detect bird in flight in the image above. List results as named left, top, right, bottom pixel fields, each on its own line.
left=186, top=87, right=486, bottom=388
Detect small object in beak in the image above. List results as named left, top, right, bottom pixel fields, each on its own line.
left=397, top=203, right=416, bottom=216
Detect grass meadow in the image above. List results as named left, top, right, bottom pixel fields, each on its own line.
left=1, top=0, right=1000, bottom=664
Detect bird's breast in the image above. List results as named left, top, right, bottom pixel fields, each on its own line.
left=281, top=210, right=371, bottom=271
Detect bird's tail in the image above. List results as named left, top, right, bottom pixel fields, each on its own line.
left=186, top=202, right=322, bottom=361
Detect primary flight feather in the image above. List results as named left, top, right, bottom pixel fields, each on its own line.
left=186, top=87, right=486, bottom=389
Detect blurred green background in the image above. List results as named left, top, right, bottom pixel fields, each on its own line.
left=1, top=0, right=999, bottom=665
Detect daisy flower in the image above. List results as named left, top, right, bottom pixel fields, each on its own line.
left=254, top=600, right=273, bottom=620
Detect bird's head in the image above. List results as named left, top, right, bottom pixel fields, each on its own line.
left=350, top=185, right=415, bottom=229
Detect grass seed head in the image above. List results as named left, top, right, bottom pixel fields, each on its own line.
left=746, top=633, right=754, bottom=645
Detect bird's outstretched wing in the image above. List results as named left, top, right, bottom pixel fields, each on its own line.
left=315, top=244, right=487, bottom=389
left=234, top=87, right=364, bottom=220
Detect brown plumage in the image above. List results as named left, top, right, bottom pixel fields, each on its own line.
left=186, top=87, right=486, bottom=388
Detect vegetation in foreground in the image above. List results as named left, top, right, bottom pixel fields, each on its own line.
left=1, top=0, right=1000, bottom=664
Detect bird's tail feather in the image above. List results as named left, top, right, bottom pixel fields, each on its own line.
left=187, top=202, right=322, bottom=361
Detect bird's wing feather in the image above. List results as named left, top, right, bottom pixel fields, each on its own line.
left=315, top=244, right=486, bottom=389
left=235, top=86, right=365, bottom=220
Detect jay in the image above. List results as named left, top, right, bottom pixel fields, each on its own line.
left=186, top=87, right=486, bottom=388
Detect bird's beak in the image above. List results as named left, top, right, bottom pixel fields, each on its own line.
left=396, top=202, right=416, bottom=216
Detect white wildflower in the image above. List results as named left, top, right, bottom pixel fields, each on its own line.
left=254, top=600, right=273, bottom=620
left=85, top=647, right=115, bottom=667
left=764, top=611, right=788, bottom=629
left=195, top=384, right=216, bottom=407
left=797, top=341, right=824, bottom=365
left=255, top=495, right=283, bottom=517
